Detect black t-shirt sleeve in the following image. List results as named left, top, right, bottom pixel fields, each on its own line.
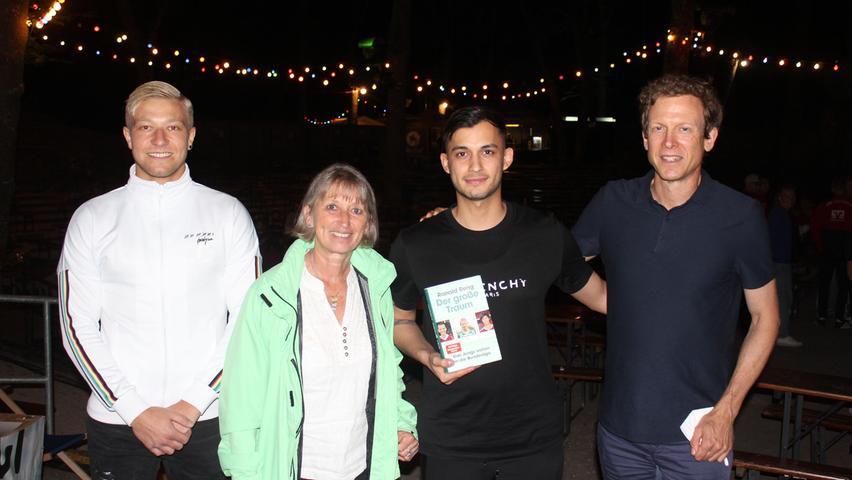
left=389, top=231, right=421, bottom=310
left=554, top=224, right=594, bottom=294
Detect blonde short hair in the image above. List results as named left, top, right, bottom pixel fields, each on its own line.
left=290, top=163, right=379, bottom=247
left=125, top=81, right=194, bottom=128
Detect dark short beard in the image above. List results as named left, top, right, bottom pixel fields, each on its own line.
left=452, top=178, right=501, bottom=202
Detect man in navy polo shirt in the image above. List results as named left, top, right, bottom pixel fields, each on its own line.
left=572, top=74, right=779, bottom=479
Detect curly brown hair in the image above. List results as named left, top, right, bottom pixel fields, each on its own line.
left=639, top=74, right=722, bottom=139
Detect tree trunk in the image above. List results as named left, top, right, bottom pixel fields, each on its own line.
left=596, top=1, right=611, bottom=120
left=384, top=0, right=410, bottom=215
left=664, top=0, right=694, bottom=74
left=570, top=2, right=592, bottom=169
left=0, top=0, right=29, bottom=254
left=521, top=4, right=569, bottom=167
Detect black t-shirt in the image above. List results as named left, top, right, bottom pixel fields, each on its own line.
left=389, top=202, right=592, bottom=460
left=572, top=170, right=775, bottom=443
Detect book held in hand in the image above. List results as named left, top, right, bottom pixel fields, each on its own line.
left=424, top=275, right=502, bottom=373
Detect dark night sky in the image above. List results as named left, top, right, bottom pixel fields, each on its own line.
left=26, top=1, right=851, bottom=114
left=19, top=0, right=852, bottom=191
left=71, top=1, right=849, bottom=75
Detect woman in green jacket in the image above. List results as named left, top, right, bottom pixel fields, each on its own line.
left=218, top=164, right=418, bottom=479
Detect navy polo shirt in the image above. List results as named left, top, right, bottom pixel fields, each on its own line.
left=572, top=169, right=774, bottom=443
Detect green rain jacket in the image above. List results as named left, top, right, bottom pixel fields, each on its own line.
left=218, top=239, right=417, bottom=479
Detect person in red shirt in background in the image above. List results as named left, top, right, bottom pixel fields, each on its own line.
left=848, top=178, right=852, bottom=281
left=846, top=177, right=852, bottom=298
left=811, top=178, right=852, bottom=328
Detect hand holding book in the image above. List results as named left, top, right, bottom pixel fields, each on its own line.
left=425, top=351, right=479, bottom=385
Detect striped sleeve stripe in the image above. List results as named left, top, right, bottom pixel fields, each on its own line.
left=206, top=255, right=260, bottom=392
left=58, top=270, right=118, bottom=406
left=209, top=370, right=223, bottom=393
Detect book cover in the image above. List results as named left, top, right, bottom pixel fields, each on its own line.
left=424, top=275, right=502, bottom=373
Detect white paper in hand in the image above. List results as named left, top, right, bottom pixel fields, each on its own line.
left=679, top=407, right=730, bottom=467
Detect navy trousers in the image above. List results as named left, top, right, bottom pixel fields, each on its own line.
left=597, top=423, right=732, bottom=480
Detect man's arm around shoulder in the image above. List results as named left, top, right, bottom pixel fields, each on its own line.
left=571, top=271, right=607, bottom=314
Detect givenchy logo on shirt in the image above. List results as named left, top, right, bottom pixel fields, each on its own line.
left=830, top=209, right=846, bottom=221
left=483, top=277, right=527, bottom=298
left=185, top=232, right=215, bottom=245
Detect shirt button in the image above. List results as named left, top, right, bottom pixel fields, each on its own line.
left=343, top=339, right=347, bottom=344
left=343, top=327, right=347, bottom=331
left=343, top=332, right=347, bottom=337
left=345, top=352, right=349, bottom=357
left=344, top=346, right=348, bottom=350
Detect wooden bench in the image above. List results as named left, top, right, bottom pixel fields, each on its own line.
left=547, top=333, right=605, bottom=347
left=756, top=367, right=852, bottom=462
left=552, top=366, right=604, bottom=435
left=733, top=449, right=852, bottom=479
left=762, top=404, right=852, bottom=433
left=552, top=365, right=604, bottom=382
left=547, top=332, right=605, bottom=361
left=761, top=403, right=852, bottom=463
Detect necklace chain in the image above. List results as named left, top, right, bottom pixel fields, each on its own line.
left=327, top=292, right=339, bottom=310
left=308, top=251, right=343, bottom=311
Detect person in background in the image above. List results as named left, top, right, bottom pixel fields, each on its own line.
left=769, top=184, right=803, bottom=347
left=743, top=173, right=769, bottom=213
left=811, top=178, right=852, bottom=328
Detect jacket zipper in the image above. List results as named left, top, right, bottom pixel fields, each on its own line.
left=294, top=293, right=304, bottom=477
left=158, top=192, right=168, bottom=403
left=355, top=269, right=378, bottom=478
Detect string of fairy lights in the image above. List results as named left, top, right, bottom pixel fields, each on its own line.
left=26, top=0, right=65, bottom=29
left=304, top=112, right=351, bottom=126
left=25, top=2, right=845, bottom=124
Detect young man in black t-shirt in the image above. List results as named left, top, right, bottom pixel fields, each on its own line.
left=390, top=106, right=606, bottom=480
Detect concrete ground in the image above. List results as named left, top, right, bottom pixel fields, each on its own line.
left=2, top=280, right=850, bottom=479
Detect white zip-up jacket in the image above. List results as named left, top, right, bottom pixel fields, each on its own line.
left=57, top=165, right=261, bottom=426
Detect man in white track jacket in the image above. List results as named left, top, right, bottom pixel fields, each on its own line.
left=57, top=81, right=261, bottom=479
